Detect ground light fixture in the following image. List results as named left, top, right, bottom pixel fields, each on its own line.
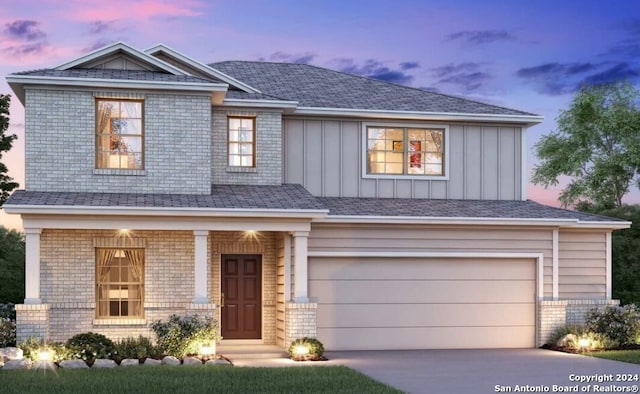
left=578, top=337, right=591, bottom=349
left=38, top=350, right=52, bottom=361
left=199, top=344, right=216, bottom=357
left=293, top=345, right=310, bottom=356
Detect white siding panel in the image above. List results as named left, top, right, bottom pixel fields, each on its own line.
left=340, top=122, right=360, bottom=197
left=499, top=128, right=517, bottom=199
left=285, top=119, right=304, bottom=184
left=482, top=127, right=499, bottom=200
left=322, top=122, right=341, bottom=196
left=303, top=121, right=323, bottom=195
left=464, top=126, right=482, bottom=199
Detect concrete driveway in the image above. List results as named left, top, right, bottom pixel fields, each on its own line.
left=325, top=349, right=640, bottom=394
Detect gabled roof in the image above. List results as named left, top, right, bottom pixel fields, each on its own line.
left=145, top=44, right=261, bottom=93
left=210, top=61, right=542, bottom=123
left=13, top=69, right=214, bottom=84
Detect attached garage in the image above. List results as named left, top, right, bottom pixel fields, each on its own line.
left=308, top=257, right=537, bottom=350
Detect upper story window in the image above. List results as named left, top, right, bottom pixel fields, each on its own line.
left=228, top=117, right=255, bottom=167
left=366, top=126, right=445, bottom=176
left=96, top=99, right=144, bottom=170
left=96, top=248, right=144, bottom=319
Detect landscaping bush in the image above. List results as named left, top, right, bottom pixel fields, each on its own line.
left=115, top=335, right=162, bottom=360
left=66, top=332, right=116, bottom=362
left=0, top=316, right=16, bottom=347
left=586, top=304, right=640, bottom=346
left=150, top=314, right=220, bottom=358
left=19, top=337, right=72, bottom=362
left=288, top=337, right=325, bottom=361
left=0, top=303, right=15, bottom=320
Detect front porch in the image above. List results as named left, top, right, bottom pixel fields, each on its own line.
left=16, top=215, right=322, bottom=350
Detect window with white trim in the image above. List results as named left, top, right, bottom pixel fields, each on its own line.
left=96, top=248, right=144, bottom=318
left=96, top=99, right=144, bottom=170
left=228, top=117, right=255, bottom=167
left=366, top=126, right=445, bottom=176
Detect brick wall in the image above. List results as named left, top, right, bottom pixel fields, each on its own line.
left=211, top=109, right=282, bottom=185
left=284, top=302, right=317, bottom=347
left=24, top=89, right=211, bottom=194
left=15, top=304, right=50, bottom=343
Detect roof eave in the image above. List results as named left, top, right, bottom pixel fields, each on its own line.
left=219, top=98, right=299, bottom=109
left=293, top=106, right=543, bottom=125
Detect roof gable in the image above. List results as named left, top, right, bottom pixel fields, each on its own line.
left=55, top=41, right=185, bottom=75
left=145, top=44, right=260, bottom=93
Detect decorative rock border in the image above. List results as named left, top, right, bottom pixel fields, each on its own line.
left=0, top=355, right=232, bottom=370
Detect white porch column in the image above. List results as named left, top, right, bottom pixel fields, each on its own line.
left=293, top=231, right=309, bottom=302
left=24, top=227, right=42, bottom=304
left=193, top=230, right=209, bottom=304
left=284, top=233, right=292, bottom=302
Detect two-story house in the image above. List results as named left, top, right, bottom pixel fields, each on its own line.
left=4, top=42, right=629, bottom=350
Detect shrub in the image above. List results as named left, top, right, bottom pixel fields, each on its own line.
left=0, top=303, right=15, bottom=320
left=288, top=337, right=325, bottom=361
left=115, top=335, right=162, bottom=360
left=18, top=337, right=72, bottom=362
left=0, top=317, right=16, bottom=347
left=586, top=304, right=640, bottom=346
left=66, top=332, right=116, bottom=362
left=150, top=314, right=220, bottom=358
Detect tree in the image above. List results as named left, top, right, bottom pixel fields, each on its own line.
left=0, top=94, right=19, bottom=205
left=0, top=226, right=25, bottom=303
left=532, top=82, right=640, bottom=209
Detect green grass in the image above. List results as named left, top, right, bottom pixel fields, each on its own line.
left=586, top=350, right=640, bottom=364
left=0, top=365, right=401, bottom=394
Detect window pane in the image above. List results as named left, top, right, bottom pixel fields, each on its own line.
left=229, top=155, right=241, bottom=166
left=241, top=156, right=253, bottom=166
left=96, top=248, right=144, bottom=318
left=121, top=102, right=141, bottom=118
left=408, top=129, right=425, bottom=141
left=385, top=128, right=403, bottom=140
left=241, top=119, right=253, bottom=130
left=240, top=143, right=253, bottom=154
left=241, top=130, right=253, bottom=142
left=229, top=118, right=241, bottom=130
left=121, top=119, right=142, bottom=135
left=229, top=143, right=239, bottom=154
left=229, top=130, right=239, bottom=142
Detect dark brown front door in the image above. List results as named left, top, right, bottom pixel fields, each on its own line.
left=221, top=254, right=262, bottom=339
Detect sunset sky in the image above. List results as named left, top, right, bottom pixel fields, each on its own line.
left=2, top=0, right=640, bottom=230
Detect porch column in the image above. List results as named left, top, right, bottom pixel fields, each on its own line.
left=293, top=231, right=309, bottom=302
left=24, top=227, right=42, bottom=304
left=193, top=230, right=209, bottom=303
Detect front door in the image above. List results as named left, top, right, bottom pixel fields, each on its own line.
left=221, top=254, right=262, bottom=339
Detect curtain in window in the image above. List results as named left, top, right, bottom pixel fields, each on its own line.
left=124, top=249, right=143, bottom=281
left=430, top=130, right=443, bottom=151
left=97, top=249, right=118, bottom=281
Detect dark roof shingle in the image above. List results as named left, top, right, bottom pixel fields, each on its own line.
left=14, top=69, right=215, bottom=84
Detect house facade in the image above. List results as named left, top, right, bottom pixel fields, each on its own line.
left=4, top=42, right=629, bottom=350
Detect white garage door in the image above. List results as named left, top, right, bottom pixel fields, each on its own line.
left=309, top=257, right=536, bottom=350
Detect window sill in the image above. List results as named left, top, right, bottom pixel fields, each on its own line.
left=93, top=318, right=146, bottom=326
left=226, top=166, right=257, bottom=173
left=93, top=169, right=147, bottom=176
left=362, top=173, right=450, bottom=181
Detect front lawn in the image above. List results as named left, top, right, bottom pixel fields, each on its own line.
left=0, top=365, right=401, bottom=394
left=585, top=350, right=640, bottom=364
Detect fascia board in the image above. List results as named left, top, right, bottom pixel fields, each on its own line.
left=54, top=41, right=186, bottom=75
left=220, top=98, right=299, bottom=109
left=294, top=106, right=544, bottom=125
left=3, top=204, right=329, bottom=219
left=6, top=75, right=228, bottom=93
left=145, top=44, right=261, bottom=94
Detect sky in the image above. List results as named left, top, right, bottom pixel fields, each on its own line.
left=1, top=0, right=640, bottom=230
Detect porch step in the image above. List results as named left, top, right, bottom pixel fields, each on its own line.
left=217, top=344, right=288, bottom=360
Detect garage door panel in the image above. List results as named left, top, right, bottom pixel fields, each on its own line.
left=317, top=303, right=535, bottom=328
left=309, top=279, right=535, bottom=304
left=309, top=258, right=535, bottom=281
left=309, top=257, right=536, bottom=350
left=317, top=326, right=535, bottom=350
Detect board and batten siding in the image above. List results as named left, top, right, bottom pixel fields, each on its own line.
left=283, top=118, right=523, bottom=200
left=558, top=230, right=607, bottom=299
left=308, top=224, right=555, bottom=298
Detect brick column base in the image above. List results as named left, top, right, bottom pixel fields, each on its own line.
left=538, top=299, right=619, bottom=346
left=15, top=304, right=50, bottom=343
left=186, top=303, right=217, bottom=319
left=285, top=302, right=317, bottom=347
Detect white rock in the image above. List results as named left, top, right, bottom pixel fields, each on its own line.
left=3, top=359, right=32, bottom=370
left=0, top=347, right=23, bottom=361
left=92, top=359, right=117, bottom=368
left=205, top=358, right=231, bottom=366
left=183, top=356, right=202, bottom=366
left=33, top=360, right=57, bottom=370
left=119, top=358, right=139, bottom=367
left=59, top=359, right=89, bottom=369
left=143, top=358, right=162, bottom=366
left=162, top=356, right=180, bottom=366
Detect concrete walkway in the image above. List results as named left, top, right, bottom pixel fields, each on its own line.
left=224, top=348, right=639, bottom=393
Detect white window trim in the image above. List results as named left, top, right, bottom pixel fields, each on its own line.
left=361, top=121, right=450, bottom=180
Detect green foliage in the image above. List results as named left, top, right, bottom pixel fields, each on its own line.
left=0, top=227, right=25, bottom=303
left=0, top=94, right=19, bottom=205
left=150, top=314, right=220, bottom=358
left=586, top=304, right=640, bottom=346
left=532, top=82, right=640, bottom=209
left=587, top=205, right=640, bottom=305
left=546, top=324, right=614, bottom=350
left=0, top=317, right=16, bottom=347
left=114, top=335, right=162, bottom=360
left=0, top=303, right=15, bottom=320
left=18, top=337, right=72, bottom=362
left=288, top=337, right=325, bottom=361
left=65, top=332, right=116, bottom=362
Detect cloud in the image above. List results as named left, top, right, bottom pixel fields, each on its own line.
left=88, top=20, right=117, bottom=35
left=446, top=29, right=516, bottom=45
left=430, top=62, right=491, bottom=92
left=68, top=0, right=205, bottom=20
left=84, top=38, right=117, bottom=52
left=4, top=20, right=46, bottom=41
left=263, top=51, right=315, bottom=64
left=4, top=42, right=46, bottom=56
left=333, top=58, right=416, bottom=85
left=516, top=61, right=639, bottom=95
